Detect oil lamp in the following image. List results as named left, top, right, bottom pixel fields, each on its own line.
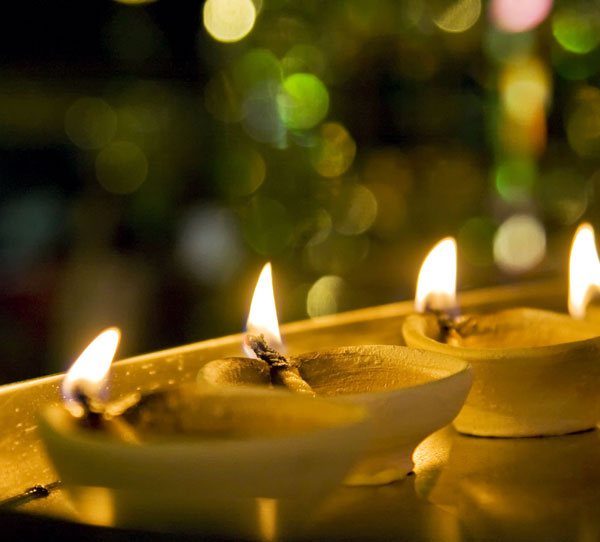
left=402, top=224, right=600, bottom=437
left=200, top=262, right=473, bottom=485
left=38, top=326, right=373, bottom=536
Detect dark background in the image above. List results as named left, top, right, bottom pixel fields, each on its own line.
left=0, top=0, right=597, bottom=383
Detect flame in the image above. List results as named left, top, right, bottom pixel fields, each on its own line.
left=244, top=263, right=284, bottom=356
left=62, top=328, right=121, bottom=417
left=568, top=223, right=600, bottom=319
left=415, top=237, right=458, bottom=313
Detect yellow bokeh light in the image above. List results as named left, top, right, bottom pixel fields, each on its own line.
left=333, top=184, right=378, bottom=236
left=96, top=141, right=148, bottom=195
left=65, top=97, right=117, bottom=150
left=306, top=275, right=345, bottom=318
left=500, top=57, right=550, bottom=124
left=431, top=0, right=481, bottom=33
left=203, top=0, right=256, bottom=43
left=310, top=122, right=356, bottom=178
left=493, top=215, right=546, bottom=273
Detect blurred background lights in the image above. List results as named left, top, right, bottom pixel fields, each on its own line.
left=484, top=28, right=536, bottom=63
left=175, top=206, right=243, bottom=285
left=203, top=0, right=256, bottom=43
left=0, top=191, right=65, bottom=274
left=243, top=81, right=286, bottom=144
left=490, top=0, right=552, bottom=33
left=277, top=73, right=329, bottom=131
left=539, top=169, right=588, bottom=225
left=552, top=7, right=600, bottom=54
left=215, top=143, right=265, bottom=198
left=282, top=45, right=326, bottom=78
left=458, top=217, right=496, bottom=267
left=332, top=184, right=378, bottom=236
left=243, top=196, right=294, bottom=255
left=65, top=97, right=117, bottom=150
left=310, top=122, right=356, bottom=178
left=493, top=214, right=546, bottom=273
left=430, top=0, right=481, bottom=33
left=95, top=141, right=148, bottom=194
left=500, top=57, right=550, bottom=124
left=306, top=275, right=346, bottom=318
left=232, top=49, right=281, bottom=91
left=566, top=86, right=600, bottom=157
left=494, top=157, right=536, bottom=204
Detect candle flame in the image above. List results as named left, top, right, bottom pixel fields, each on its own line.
left=244, top=263, right=284, bottom=356
left=568, top=223, right=600, bottom=319
left=415, top=237, right=458, bottom=313
left=62, top=327, right=121, bottom=417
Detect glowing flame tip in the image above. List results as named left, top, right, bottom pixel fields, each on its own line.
left=62, top=327, right=121, bottom=416
left=569, top=223, right=600, bottom=319
left=245, top=263, right=283, bottom=357
left=415, top=237, right=458, bottom=314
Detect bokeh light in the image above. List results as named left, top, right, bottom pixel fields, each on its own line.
left=305, top=231, right=369, bottom=275
left=306, top=275, right=346, bottom=318
left=552, top=47, right=599, bottom=81
left=500, top=57, right=550, bottom=124
left=175, top=205, right=244, bottom=285
left=95, top=141, right=148, bottom=194
left=552, top=8, right=600, bottom=55
left=490, top=0, right=552, bottom=33
left=430, top=0, right=481, bottom=33
left=215, top=143, right=266, bottom=197
left=0, top=191, right=65, bottom=274
left=566, top=86, right=600, bottom=157
left=493, top=214, right=546, bottom=273
left=243, top=81, right=286, bottom=144
left=332, top=184, right=378, bottom=235
left=494, top=157, right=536, bottom=204
left=232, top=49, right=281, bottom=90
left=203, top=0, right=257, bottom=43
left=282, top=45, right=326, bottom=77
left=539, top=169, right=588, bottom=225
left=458, top=217, right=497, bottom=266
left=484, top=28, right=536, bottom=63
left=277, top=73, right=329, bottom=131
left=310, top=122, right=356, bottom=178
left=243, top=197, right=294, bottom=255
left=65, top=97, right=117, bottom=150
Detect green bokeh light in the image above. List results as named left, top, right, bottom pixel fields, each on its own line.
left=215, top=144, right=266, bottom=198
left=552, top=46, right=600, bottom=81
left=539, top=169, right=588, bottom=225
left=243, top=196, right=294, bottom=255
left=552, top=10, right=600, bottom=54
left=458, top=217, right=496, bottom=267
left=232, top=49, right=282, bottom=90
left=495, top=157, right=536, bottom=204
left=277, top=73, right=329, bottom=131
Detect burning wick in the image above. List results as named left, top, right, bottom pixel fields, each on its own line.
left=61, top=328, right=139, bottom=443
left=245, top=264, right=315, bottom=396
left=245, top=334, right=314, bottom=395
left=414, top=237, right=468, bottom=343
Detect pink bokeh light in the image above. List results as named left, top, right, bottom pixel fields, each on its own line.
left=490, top=0, right=553, bottom=33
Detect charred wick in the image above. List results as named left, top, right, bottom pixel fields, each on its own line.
left=244, top=334, right=291, bottom=369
